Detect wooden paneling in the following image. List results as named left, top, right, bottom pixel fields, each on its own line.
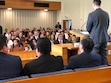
left=51, top=44, right=68, bottom=64
left=8, top=44, right=78, bottom=66
left=0, top=0, right=61, bottom=10
left=49, top=2, right=61, bottom=10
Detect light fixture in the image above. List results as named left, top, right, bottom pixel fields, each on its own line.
left=7, top=8, right=12, bottom=11
left=44, top=9, right=48, bottom=12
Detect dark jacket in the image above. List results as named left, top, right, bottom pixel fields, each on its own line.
left=65, top=52, right=102, bottom=69
left=0, top=25, right=2, bottom=34
left=24, top=55, right=64, bottom=75
left=86, top=8, right=109, bottom=44
left=54, top=39, right=68, bottom=44
left=0, top=52, right=23, bottom=80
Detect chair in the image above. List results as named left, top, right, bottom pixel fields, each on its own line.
left=0, top=76, right=29, bottom=83
left=74, top=65, right=108, bottom=71
left=30, top=69, right=73, bottom=78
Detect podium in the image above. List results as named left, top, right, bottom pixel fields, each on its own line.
left=70, top=30, right=89, bottom=40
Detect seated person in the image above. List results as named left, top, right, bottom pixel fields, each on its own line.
left=55, top=22, right=61, bottom=31
left=108, top=33, right=111, bottom=42
left=29, top=39, right=37, bottom=50
left=68, top=35, right=77, bottom=44
left=0, top=35, right=23, bottom=80
left=24, top=37, right=64, bottom=75
left=65, top=37, right=102, bottom=70
left=54, top=33, right=68, bottom=44
left=10, top=39, right=24, bottom=52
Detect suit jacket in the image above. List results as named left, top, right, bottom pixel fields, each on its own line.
left=65, top=52, right=102, bottom=69
left=55, top=24, right=61, bottom=29
left=0, top=52, right=23, bottom=80
left=0, top=25, right=2, bottom=34
left=24, top=55, right=64, bottom=75
left=86, top=8, right=109, bottom=44
left=54, top=39, right=68, bottom=44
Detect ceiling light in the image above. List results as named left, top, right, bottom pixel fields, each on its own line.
left=44, top=9, right=48, bottom=12
left=7, top=8, right=12, bottom=11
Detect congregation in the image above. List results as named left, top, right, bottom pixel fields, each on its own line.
left=4, top=27, right=80, bottom=52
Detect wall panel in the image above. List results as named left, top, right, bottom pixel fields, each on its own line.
left=0, top=9, right=57, bottom=32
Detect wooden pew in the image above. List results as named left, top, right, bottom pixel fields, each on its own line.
left=4, top=66, right=111, bottom=83
left=8, top=48, right=67, bottom=66
left=108, top=43, right=111, bottom=64
left=9, top=50, right=37, bottom=67
left=52, top=44, right=78, bottom=64
left=8, top=50, right=61, bottom=66
left=51, top=44, right=68, bottom=64
left=9, top=50, right=37, bottom=59
left=8, top=44, right=78, bottom=65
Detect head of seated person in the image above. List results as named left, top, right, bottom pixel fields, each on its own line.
left=10, top=39, right=24, bottom=52
left=54, top=33, right=68, bottom=44
left=36, top=37, right=51, bottom=57
left=65, top=37, right=102, bottom=70
left=79, top=37, right=94, bottom=53
left=0, top=35, right=8, bottom=53
left=23, top=37, right=64, bottom=75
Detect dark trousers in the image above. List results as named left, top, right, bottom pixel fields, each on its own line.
left=92, top=42, right=108, bottom=65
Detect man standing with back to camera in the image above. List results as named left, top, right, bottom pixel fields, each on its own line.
left=86, top=0, right=110, bottom=65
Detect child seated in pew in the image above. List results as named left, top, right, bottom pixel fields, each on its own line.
left=65, top=37, right=102, bottom=70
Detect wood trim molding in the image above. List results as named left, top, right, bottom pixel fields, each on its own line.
left=0, top=0, right=61, bottom=10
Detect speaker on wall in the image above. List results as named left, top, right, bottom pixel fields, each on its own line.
left=34, top=2, right=49, bottom=7
left=0, top=1, right=5, bottom=5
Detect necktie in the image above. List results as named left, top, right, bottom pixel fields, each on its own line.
left=60, top=40, right=63, bottom=44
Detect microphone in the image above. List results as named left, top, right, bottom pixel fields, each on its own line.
left=80, top=21, right=87, bottom=31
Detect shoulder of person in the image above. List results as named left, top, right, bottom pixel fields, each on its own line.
left=50, top=55, right=62, bottom=59
left=91, top=52, right=101, bottom=57
left=8, top=54, right=22, bottom=61
left=69, top=53, right=82, bottom=60
left=24, top=58, right=37, bottom=68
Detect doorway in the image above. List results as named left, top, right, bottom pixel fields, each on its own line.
left=63, top=20, right=72, bottom=30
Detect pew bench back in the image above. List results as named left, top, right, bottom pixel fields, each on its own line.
left=4, top=66, right=111, bottom=83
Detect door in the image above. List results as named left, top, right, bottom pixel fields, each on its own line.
left=63, top=20, right=72, bottom=30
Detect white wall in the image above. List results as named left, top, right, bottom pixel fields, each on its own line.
left=58, top=0, right=81, bottom=29
left=101, top=0, right=111, bottom=33
left=83, top=0, right=111, bottom=33
left=58, top=0, right=111, bottom=33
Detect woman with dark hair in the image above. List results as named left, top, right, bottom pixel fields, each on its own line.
left=18, top=32, right=25, bottom=44
left=49, top=34, right=55, bottom=44
left=10, top=39, right=24, bottom=52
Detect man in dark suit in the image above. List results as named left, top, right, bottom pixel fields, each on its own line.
left=55, top=22, right=61, bottom=32
left=86, top=0, right=110, bottom=65
left=0, top=25, right=2, bottom=34
left=0, top=35, right=23, bottom=80
left=55, top=22, right=61, bottom=29
left=33, top=30, right=40, bottom=41
left=24, top=37, right=64, bottom=75
left=54, top=33, right=68, bottom=44
left=65, top=37, right=102, bottom=70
